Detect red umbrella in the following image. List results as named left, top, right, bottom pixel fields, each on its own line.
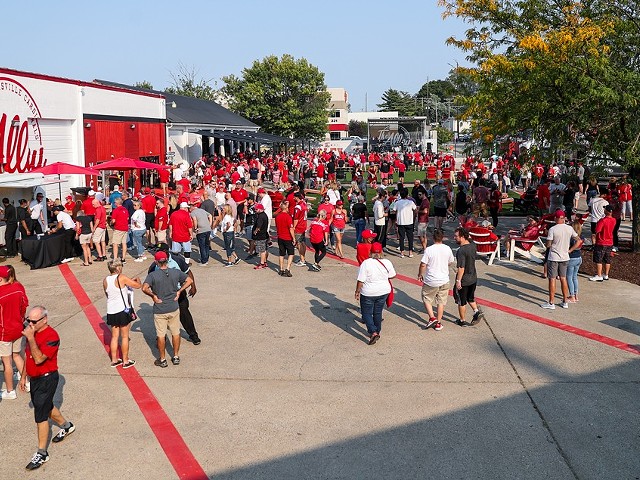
left=30, top=162, right=101, bottom=200
left=30, top=162, right=100, bottom=176
left=93, top=157, right=169, bottom=171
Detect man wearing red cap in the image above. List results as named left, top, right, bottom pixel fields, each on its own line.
left=590, top=205, right=616, bottom=282
left=542, top=209, right=580, bottom=309
left=64, top=195, right=75, bottom=213
left=142, top=251, right=193, bottom=367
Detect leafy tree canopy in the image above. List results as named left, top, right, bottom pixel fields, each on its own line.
left=377, top=89, right=417, bottom=116
left=222, top=54, right=330, bottom=140
left=135, top=80, right=154, bottom=90
left=348, top=120, right=368, bottom=138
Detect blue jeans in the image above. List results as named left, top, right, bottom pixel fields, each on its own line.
left=223, top=231, right=235, bottom=258
left=132, top=229, right=145, bottom=257
left=196, top=232, right=211, bottom=264
left=567, top=256, right=582, bottom=296
left=354, top=218, right=366, bottom=243
left=360, top=294, right=387, bottom=335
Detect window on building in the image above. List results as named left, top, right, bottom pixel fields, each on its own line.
left=329, top=110, right=341, bottom=118
left=330, top=132, right=341, bottom=140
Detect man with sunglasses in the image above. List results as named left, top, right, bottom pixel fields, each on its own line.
left=20, top=305, right=75, bottom=470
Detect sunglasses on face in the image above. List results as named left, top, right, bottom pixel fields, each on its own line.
left=24, top=315, right=46, bottom=324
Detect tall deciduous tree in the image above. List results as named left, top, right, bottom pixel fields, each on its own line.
left=135, top=81, right=154, bottom=90
left=377, top=89, right=417, bottom=116
left=222, top=54, right=330, bottom=139
left=440, top=0, right=640, bottom=250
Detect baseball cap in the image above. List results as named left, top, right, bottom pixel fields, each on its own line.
left=371, top=242, right=383, bottom=253
left=257, top=188, right=266, bottom=194
left=362, top=229, right=376, bottom=239
left=88, top=190, right=96, bottom=196
left=554, top=209, right=566, bottom=218
left=0, top=266, right=10, bottom=279
left=255, top=203, right=265, bottom=210
left=154, top=251, right=168, bottom=262
left=113, top=185, right=119, bottom=191
left=604, top=205, right=613, bottom=212
left=235, top=180, right=242, bottom=184
left=180, top=202, right=189, bottom=208
left=144, top=187, right=151, bottom=194
left=65, top=195, right=72, bottom=200
left=336, top=200, right=344, bottom=206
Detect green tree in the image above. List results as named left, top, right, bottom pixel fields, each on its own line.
left=377, top=89, right=417, bottom=116
left=135, top=81, right=154, bottom=90
left=435, top=125, right=454, bottom=144
left=440, top=0, right=640, bottom=250
left=165, top=62, right=220, bottom=102
left=222, top=54, right=330, bottom=139
left=348, top=120, right=368, bottom=138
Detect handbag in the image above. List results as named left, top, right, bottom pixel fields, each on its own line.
left=376, top=259, right=394, bottom=308
left=117, top=275, right=137, bottom=321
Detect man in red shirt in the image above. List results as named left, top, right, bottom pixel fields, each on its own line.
left=230, top=180, right=249, bottom=233
left=536, top=179, right=550, bottom=213
left=64, top=195, right=75, bottom=213
left=158, top=166, right=171, bottom=197
left=292, top=192, right=308, bottom=267
left=91, top=198, right=108, bottom=261
left=20, top=306, right=75, bottom=470
left=154, top=198, right=169, bottom=244
left=110, top=197, right=130, bottom=262
left=169, top=202, right=194, bottom=264
left=175, top=184, right=190, bottom=205
left=275, top=200, right=295, bottom=277
left=141, top=187, right=157, bottom=247
left=177, top=176, right=191, bottom=193
left=590, top=205, right=616, bottom=282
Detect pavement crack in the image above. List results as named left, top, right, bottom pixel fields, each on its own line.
left=483, top=316, right=581, bottom=480
left=297, top=327, right=344, bottom=380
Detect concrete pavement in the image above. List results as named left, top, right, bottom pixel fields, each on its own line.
left=0, top=216, right=638, bottom=479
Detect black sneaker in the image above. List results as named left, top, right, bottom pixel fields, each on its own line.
left=26, top=452, right=49, bottom=470
left=154, top=358, right=168, bottom=368
left=284, top=269, right=292, bottom=277
left=191, top=336, right=201, bottom=345
left=120, top=257, right=126, bottom=264
left=470, top=311, right=484, bottom=326
left=52, top=423, right=75, bottom=443
left=455, top=319, right=469, bottom=327
left=171, top=356, right=180, bottom=365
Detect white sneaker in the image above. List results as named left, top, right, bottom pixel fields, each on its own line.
left=589, top=275, right=604, bottom=282
left=1, top=389, right=17, bottom=400
left=134, top=257, right=144, bottom=262
left=560, top=302, right=569, bottom=309
left=540, top=302, right=556, bottom=310
left=603, top=275, right=609, bottom=280
left=61, top=258, right=73, bottom=263
left=294, top=261, right=306, bottom=267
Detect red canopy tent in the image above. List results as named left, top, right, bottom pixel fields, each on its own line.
left=30, top=162, right=101, bottom=200
left=93, top=157, right=169, bottom=171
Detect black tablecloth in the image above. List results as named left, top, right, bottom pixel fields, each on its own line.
left=21, top=231, right=70, bottom=269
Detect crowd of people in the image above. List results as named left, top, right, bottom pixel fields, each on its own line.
left=0, top=146, right=634, bottom=470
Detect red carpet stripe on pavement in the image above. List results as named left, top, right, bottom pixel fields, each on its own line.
left=59, top=264, right=208, bottom=480
left=325, top=251, right=640, bottom=356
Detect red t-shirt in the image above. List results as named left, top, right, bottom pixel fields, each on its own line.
left=230, top=188, right=249, bottom=205
left=64, top=201, right=76, bottom=212
left=275, top=212, right=294, bottom=241
left=308, top=219, right=328, bottom=244
left=595, top=216, right=616, bottom=246
left=82, top=197, right=96, bottom=216
left=178, top=192, right=190, bottom=205
left=230, top=171, right=241, bottom=184
left=332, top=210, right=347, bottom=229
left=169, top=209, right=192, bottom=242
left=26, top=326, right=59, bottom=378
left=316, top=164, right=325, bottom=178
left=93, top=205, right=107, bottom=229
left=0, top=282, right=29, bottom=342
left=356, top=242, right=373, bottom=265
left=537, top=184, right=550, bottom=209
left=158, top=168, right=170, bottom=183
left=177, top=178, right=191, bottom=192
left=155, top=206, right=168, bottom=230
left=317, top=203, right=335, bottom=223
left=111, top=206, right=129, bottom=232
left=293, top=202, right=308, bottom=234
left=141, top=194, right=156, bottom=214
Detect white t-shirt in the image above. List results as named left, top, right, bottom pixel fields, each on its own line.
left=373, top=199, right=385, bottom=226
left=56, top=211, right=76, bottom=230
left=394, top=198, right=416, bottom=226
left=130, top=209, right=146, bottom=231
left=221, top=214, right=235, bottom=233
left=420, top=243, right=455, bottom=287
left=357, top=258, right=396, bottom=297
left=260, top=193, right=273, bottom=219
left=546, top=223, right=578, bottom=262
left=327, top=189, right=340, bottom=206
left=588, top=197, right=608, bottom=223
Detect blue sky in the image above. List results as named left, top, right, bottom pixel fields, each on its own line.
left=6, top=1, right=470, bottom=112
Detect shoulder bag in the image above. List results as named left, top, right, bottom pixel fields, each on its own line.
left=376, top=259, right=394, bottom=308
left=117, top=274, right=137, bottom=321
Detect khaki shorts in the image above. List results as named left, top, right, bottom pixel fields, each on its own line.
left=92, top=227, right=106, bottom=243
left=156, top=230, right=167, bottom=243
left=79, top=233, right=92, bottom=245
left=0, top=338, right=23, bottom=356
left=112, top=229, right=127, bottom=245
left=421, top=282, right=450, bottom=306
left=248, top=179, right=259, bottom=187
left=154, top=309, right=181, bottom=337
left=417, top=222, right=428, bottom=237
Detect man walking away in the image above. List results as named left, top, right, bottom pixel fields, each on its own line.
left=453, top=228, right=484, bottom=326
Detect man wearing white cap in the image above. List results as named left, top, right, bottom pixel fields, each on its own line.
left=168, top=202, right=193, bottom=263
